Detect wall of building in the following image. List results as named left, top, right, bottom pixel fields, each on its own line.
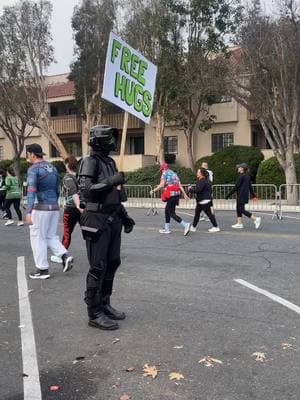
left=144, top=100, right=253, bottom=167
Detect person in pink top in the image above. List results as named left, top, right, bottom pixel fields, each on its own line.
left=150, top=163, right=191, bottom=235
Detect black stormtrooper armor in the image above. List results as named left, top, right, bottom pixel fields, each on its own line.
left=78, top=125, right=135, bottom=330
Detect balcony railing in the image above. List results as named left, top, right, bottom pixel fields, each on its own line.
left=51, top=115, right=82, bottom=135
left=50, top=112, right=144, bottom=135
left=102, top=113, right=144, bottom=130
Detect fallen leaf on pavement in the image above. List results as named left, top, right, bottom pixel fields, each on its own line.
left=126, top=367, right=135, bottom=372
left=112, top=338, right=120, bottom=344
left=49, top=385, right=60, bottom=391
left=143, top=364, right=158, bottom=378
left=73, top=356, right=85, bottom=364
left=169, top=372, right=184, bottom=381
left=252, top=352, right=266, bottom=362
left=282, top=343, right=293, bottom=350
left=120, top=395, right=131, bottom=400
left=199, top=356, right=223, bottom=367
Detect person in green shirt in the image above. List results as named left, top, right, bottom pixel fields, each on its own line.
left=4, top=166, right=23, bottom=226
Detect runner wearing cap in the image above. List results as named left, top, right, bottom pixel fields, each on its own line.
left=25, top=143, right=74, bottom=279
left=225, top=163, right=261, bottom=229
left=150, top=163, right=191, bottom=235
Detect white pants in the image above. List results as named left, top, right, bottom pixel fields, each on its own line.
left=30, top=210, right=67, bottom=270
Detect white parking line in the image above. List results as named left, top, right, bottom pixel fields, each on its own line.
left=17, top=256, right=42, bottom=400
left=234, top=279, right=300, bottom=314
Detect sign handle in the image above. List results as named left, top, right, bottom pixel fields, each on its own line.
left=118, top=111, right=129, bottom=171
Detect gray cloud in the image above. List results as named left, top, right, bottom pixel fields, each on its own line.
left=0, top=0, right=278, bottom=76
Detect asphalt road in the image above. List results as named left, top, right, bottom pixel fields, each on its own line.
left=0, top=208, right=299, bottom=400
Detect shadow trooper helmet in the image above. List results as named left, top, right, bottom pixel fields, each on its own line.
left=89, top=125, right=119, bottom=153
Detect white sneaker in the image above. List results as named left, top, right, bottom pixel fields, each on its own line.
left=232, top=223, right=244, bottom=229
left=17, top=221, right=24, bottom=226
left=5, top=220, right=14, bottom=226
left=255, top=217, right=262, bottom=229
left=190, top=226, right=196, bottom=232
left=51, top=255, right=63, bottom=263
left=183, top=223, right=191, bottom=236
left=159, top=229, right=172, bottom=234
left=208, top=226, right=220, bottom=233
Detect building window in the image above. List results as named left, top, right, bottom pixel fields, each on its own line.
left=50, top=139, right=82, bottom=158
left=129, top=136, right=144, bottom=155
left=212, top=95, right=232, bottom=104
left=0, top=146, right=3, bottom=160
left=212, top=133, right=234, bottom=152
left=164, top=136, right=178, bottom=154
left=251, top=128, right=271, bottom=149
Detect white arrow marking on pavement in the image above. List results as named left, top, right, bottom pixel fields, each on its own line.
left=17, top=256, right=42, bottom=400
left=234, top=278, right=300, bottom=314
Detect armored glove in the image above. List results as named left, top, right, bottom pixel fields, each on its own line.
left=123, top=216, right=135, bottom=233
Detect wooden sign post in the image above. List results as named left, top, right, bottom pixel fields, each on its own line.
left=118, top=111, right=129, bottom=171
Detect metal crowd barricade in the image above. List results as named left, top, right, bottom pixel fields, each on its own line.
left=212, top=184, right=277, bottom=212
left=212, top=184, right=236, bottom=210
left=278, top=184, right=300, bottom=218
left=123, top=185, right=157, bottom=215
left=21, top=181, right=28, bottom=209
left=59, top=185, right=66, bottom=208
left=123, top=183, right=278, bottom=214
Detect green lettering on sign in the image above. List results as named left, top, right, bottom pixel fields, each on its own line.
left=125, top=79, right=135, bottom=106
left=142, top=91, right=152, bottom=117
left=137, top=60, right=148, bottom=86
left=130, top=54, right=139, bottom=80
left=111, top=39, right=121, bottom=64
left=120, top=47, right=131, bottom=74
left=114, top=73, right=126, bottom=101
left=134, top=84, right=143, bottom=112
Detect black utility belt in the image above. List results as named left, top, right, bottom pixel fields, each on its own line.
left=33, top=204, right=60, bottom=211
left=85, top=202, right=120, bottom=213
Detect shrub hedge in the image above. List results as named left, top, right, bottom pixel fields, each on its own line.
left=0, top=158, right=66, bottom=179
left=125, top=164, right=195, bottom=187
left=195, top=145, right=264, bottom=184
left=256, top=155, right=300, bottom=186
left=0, top=158, right=31, bottom=178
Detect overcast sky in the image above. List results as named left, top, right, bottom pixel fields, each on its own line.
left=0, top=0, right=277, bottom=76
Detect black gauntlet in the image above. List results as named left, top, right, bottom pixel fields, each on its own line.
left=90, top=172, right=125, bottom=192
left=120, top=205, right=135, bottom=233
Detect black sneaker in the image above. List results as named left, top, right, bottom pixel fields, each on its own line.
left=62, top=253, right=74, bottom=273
left=29, top=269, right=50, bottom=280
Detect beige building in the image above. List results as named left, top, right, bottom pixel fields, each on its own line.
left=0, top=74, right=273, bottom=170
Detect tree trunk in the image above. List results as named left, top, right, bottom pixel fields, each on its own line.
left=283, top=148, right=298, bottom=205
left=13, top=158, right=21, bottom=181
left=155, top=112, right=165, bottom=164
left=38, top=112, right=68, bottom=159
left=82, top=113, right=94, bottom=156
left=185, top=129, right=195, bottom=171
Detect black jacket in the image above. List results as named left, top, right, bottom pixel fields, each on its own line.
left=189, top=179, right=212, bottom=202
left=226, top=173, right=256, bottom=204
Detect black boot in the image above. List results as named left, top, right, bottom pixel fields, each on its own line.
left=88, top=309, right=119, bottom=330
left=102, top=295, right=126, bottom=320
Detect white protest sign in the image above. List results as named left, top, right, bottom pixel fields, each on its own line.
left=102, top=32, right=157, bottom=124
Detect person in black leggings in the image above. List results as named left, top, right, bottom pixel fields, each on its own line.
left=150, top=163, right=190, bottom=235
left=0, top=169, right=7, bottom=214
left=188, top=168, right=220, bottom=233
left=226, top=163, right=261, bottom=229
